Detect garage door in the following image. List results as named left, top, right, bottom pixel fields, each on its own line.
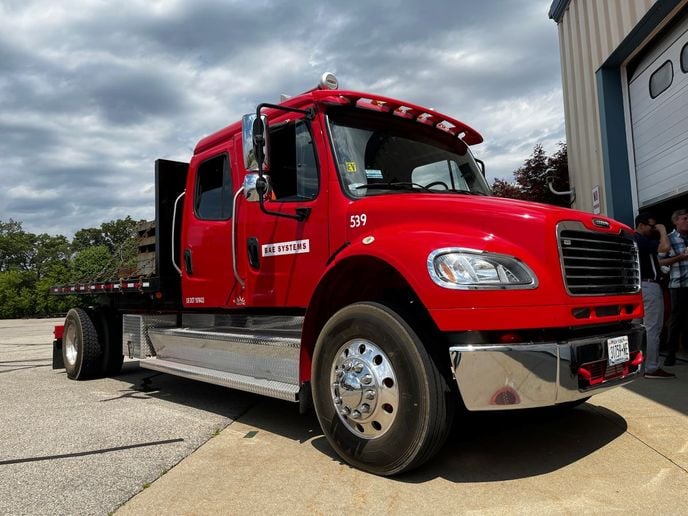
left=628, top=14, right=688, bottom=208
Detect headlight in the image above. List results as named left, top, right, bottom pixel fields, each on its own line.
left=427, top=248, right=537, bottom=290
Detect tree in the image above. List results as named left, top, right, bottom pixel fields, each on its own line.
left=0, top=219, right=34, bottom=271
left=72, top=216, right=138, bottom=255
left=491, top=143, right=571, bottom=207
left=491, top=178, right=523, bottom=200
left=70, top=245, right=117, bottom=283
left=27, top=234, right=70, bottom=280
left=0, top=270, right=34, bottom=318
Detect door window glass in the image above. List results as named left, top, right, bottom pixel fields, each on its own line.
left=195, top=154, right=232, bottom=220
left=268, top=120, right=319, bottom=201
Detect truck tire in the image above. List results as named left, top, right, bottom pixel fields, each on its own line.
left=311, top=302, right=452, bottom=476
left=93, top=307, right=124, bottom=376
left=62, top=308, right=103, bottom=380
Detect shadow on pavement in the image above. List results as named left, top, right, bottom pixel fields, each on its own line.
left=623, top=360, right=688, bottom=416
left=397, top=403, right=627, bottom=483
left=222, top=394, right=627, bottom=482
left=104, top=363, right=629, bottom=483
left=102, top=361, right=259, bottom=421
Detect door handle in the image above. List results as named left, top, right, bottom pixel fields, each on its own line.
left=247, top=237, right=260, bottom=269
left=184, top=248, right=193, bottom=275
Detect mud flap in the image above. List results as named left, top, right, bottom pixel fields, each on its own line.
left=52, top=339, right=64, bottom=369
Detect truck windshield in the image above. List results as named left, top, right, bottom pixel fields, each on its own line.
left=327, top=109, right=492, bottom=198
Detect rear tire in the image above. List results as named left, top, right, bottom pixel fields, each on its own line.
left=93, top=307, right=124, bottom=376
left=62, top=308, right=103, bottom=380
left=312, top=302, right=453, bottom=476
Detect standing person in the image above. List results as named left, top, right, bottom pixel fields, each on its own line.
left=659, top=209, right=688, bottom=366
left=635, top=213, right=675, bottom=378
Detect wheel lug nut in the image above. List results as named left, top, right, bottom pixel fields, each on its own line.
left=352, top=410, right=361, bottom=419
left=365, top=390, right=375, bottom=400
left=354, top=363, right=364, bottom=373
left=342, top=407, right=350, bottom=415
left=362, top=374, right=373, bottom=385
left=360, top=404, right=370, bottom=414
left=334, top=396, right=342, bottom=405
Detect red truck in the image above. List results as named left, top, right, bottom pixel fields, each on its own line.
left=52, top=73, right=644, bottom=475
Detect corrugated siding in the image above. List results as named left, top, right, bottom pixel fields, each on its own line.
left=557, top=0, right=655, bottom=214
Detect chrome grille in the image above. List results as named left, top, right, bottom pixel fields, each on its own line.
left=558, top=221, right=640, bottom=296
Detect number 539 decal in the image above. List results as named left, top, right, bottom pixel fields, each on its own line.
left=349, top=213, right=367, bottom=228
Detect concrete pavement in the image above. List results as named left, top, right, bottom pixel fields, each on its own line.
left=0, top=318, right=255, bottom=515
left=2, top=318, right=688, bottom=514
left=119, top=363, right=688, bottom=514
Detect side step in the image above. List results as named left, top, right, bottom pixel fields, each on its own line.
left=127, top=314, right=303, bottom=402
left=139, top=357, right=300, bottom=401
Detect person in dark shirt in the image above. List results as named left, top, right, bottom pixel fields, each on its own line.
left=634, top=213, right=675, bottom=379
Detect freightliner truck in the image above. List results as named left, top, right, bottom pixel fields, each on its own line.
left=51, top=73, right=644, bottom=475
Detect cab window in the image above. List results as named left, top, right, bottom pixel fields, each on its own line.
left=195, top=154, right=233, bottom=220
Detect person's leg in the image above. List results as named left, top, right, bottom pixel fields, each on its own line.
left=665, top=288, right=688, bottom=365
left=676, top=287, right=688, bottom=355
left=642, top=282, right=663, bottom=373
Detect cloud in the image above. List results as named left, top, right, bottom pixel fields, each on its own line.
left=0, top=0, right=563, bottom=236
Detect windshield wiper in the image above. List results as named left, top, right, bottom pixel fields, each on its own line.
left=355, top=182, right=430, bottom=192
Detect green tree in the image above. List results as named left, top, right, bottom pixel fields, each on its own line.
left=0, top=219, right=34, bottom=271
left=70, top=245, right=115, bottom=283
left=72, top=216, right=138, bottom=254
left=27, top=233, right=70, bottom=280
left=71, top=216, right=140, bottom=280
left=0, top=219, right=76, bottom=318
left=0, top=270, right=34, bottom=318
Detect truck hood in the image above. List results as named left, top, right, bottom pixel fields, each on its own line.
left=338, top=193, right=636, bottom=319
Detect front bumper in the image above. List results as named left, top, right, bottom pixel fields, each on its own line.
left=449, top=324, right=645, bottom=411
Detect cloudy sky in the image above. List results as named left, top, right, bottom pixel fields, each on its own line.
left=0, top=0, right=564, bottom=237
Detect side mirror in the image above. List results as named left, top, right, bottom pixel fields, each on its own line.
left=243, top=173, right=273, bottom=202
left=242, top=114, right=269, bottom=171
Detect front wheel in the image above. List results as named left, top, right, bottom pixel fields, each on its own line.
left=312, top=302, right=453, bottom=476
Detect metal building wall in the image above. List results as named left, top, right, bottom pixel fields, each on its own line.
left=556, top=0, right=655, bottom=214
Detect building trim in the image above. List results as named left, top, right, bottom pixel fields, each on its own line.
left=596, top=68, right=633, bottom=226
left=603, top=0, right=685, bottom=67
left=548, top=0, right=571, bottom=23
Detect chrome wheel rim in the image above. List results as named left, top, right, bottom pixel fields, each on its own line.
left=64, top=323, right=78, bottom=366
left=330, top=339, right=399, bottom=439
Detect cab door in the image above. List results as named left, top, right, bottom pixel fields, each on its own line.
left=235, top=116, right=329, bottom=308
left=180, top=146, right=238, bottom=308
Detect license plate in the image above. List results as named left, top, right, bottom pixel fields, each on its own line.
left=607, top=336, right=630, bottom=366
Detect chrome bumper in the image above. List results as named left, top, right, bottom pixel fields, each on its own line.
left=449, top=324, right=645, bottom=411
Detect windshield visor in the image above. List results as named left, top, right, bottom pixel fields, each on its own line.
left=327, top=109, right=491, bottom=197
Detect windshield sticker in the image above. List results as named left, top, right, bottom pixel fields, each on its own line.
left=345, top=162, right=357, bottom=172
left=365, top=169, right=383, bottom=179
left=262, top=239, right=310, bottom=257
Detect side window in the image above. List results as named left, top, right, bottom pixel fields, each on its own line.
left=682, top=42, right=688, bottom=73
left=649, top=60, right=673, bottom=98
left=268, top=120, right=319, bottom=201
left=195, top=154, right=233, bottom=220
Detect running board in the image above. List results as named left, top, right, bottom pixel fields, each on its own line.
left=139, top=357, right=300, bottom=401
left=132, top=316, right=303, bottom=402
